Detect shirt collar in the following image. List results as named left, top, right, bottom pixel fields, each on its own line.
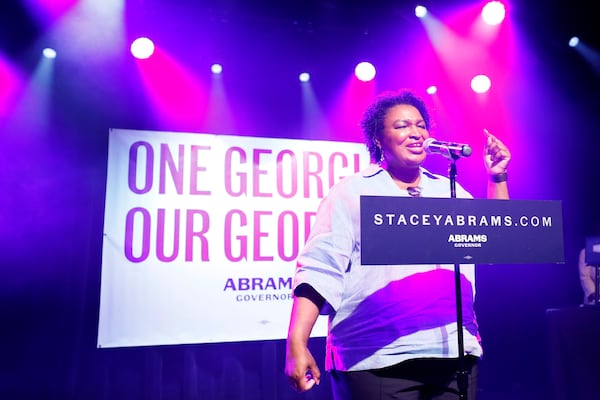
left=361, top=164, right=384, bottom=178
left=361, top=164, right=438, bottom=180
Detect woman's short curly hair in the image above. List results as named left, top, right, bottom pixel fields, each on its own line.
left=360, top=90, right=431, bottom=162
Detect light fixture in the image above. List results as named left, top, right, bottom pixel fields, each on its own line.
left=130, top=37, right=155, bottom=60
left=355, top=61, right=376, bottom=82
left=481, top=1, right=506, bottom=26
left=471, top=74, right=492, bottom=93
left=299, top=72, right=310, bottom=83
left=42, top=48, right=57, bottom=59
left=569, top=36, right=580, bottom=48
left=415, top=6, right=428, bottom=18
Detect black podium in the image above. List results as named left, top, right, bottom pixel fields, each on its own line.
left=361, top=195, right=565, bottom=399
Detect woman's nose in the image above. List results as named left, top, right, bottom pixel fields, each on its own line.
left=408, top=124, right=422, bottom=137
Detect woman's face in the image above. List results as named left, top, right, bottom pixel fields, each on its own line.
left=377, top=104, right=430, bottom=169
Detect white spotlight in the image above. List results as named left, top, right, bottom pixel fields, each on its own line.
left=426, top=85, right=437, bottom=95
left=211, top=63, right=223, bottom=74
left=355, top=61, right=376, bottom=82
left=569, top=36, right=580, bottom=48
left=130, top=37, right=155, bottom=60
left=481, top=1, right=506, bottom=26
left=299, top=72, right=310, bottom=83
left=415, top=6, right=428, bottom=18
left=42, top=48, right=57, bottom=59
left=471, top=74, right=492, bottom=93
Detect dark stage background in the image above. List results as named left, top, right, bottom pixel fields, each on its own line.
left=1, top=0, right=600, bottom=399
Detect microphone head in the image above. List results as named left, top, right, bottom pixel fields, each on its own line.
left=422, top=137, right=436, bottom=154
left=423, top=137, right=472, bottom=158
left=462, top=144, right=472, bottom=157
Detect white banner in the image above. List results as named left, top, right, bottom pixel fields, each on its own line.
left=98, top=129, right=370, bottom=348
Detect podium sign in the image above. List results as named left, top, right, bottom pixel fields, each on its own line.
left=360, top=196, right=564, bottom=265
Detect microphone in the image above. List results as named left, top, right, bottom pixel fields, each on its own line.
left=423, top=138, right=472, bottom=160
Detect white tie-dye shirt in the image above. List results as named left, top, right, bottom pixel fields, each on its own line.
left=294, top=164, right=482, bottom=371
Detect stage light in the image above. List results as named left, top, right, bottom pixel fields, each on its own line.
left=481, top=1, right=506, bottom=26
left=355, top=61, right=376, bottom=82
left=130, top=37, right=155, bottom=60
left=42, top=48, right=57, bottom=59
left=415, top=5, right=428, bottom=18
left=569, top=36, right=580, bottom=48
left=299, top=72, right=310, bottom=83
left=471, top=74, right=492, bottom=93
left=211, top=63, right=223, bottom=74
left=426, top=85, right=437, bottom=95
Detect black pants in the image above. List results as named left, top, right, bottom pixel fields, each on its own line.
left=331, top=357, right=478, bottom=400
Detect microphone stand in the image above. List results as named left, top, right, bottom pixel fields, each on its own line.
left=448, top=157, right=469, bottom=400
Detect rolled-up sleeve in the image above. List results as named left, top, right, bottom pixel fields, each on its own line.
left=293, top=183, right=355, bottom=313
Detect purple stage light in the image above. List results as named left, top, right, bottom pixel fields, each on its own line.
left=131, top=37, right=155, bottom=60
left=481, top=1, right=506, bottom=26
left=354, top=61, right=376, bottom=82
left=471, top=74, right=492, bottom=93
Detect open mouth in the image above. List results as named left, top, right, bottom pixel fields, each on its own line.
left=406, top=142, right=424, bottom=151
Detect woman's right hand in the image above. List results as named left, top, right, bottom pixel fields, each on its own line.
left=285, top=341, right=321, bottom=392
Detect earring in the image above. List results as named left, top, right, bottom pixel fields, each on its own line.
left=378, top=147, right=384, bottom=164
